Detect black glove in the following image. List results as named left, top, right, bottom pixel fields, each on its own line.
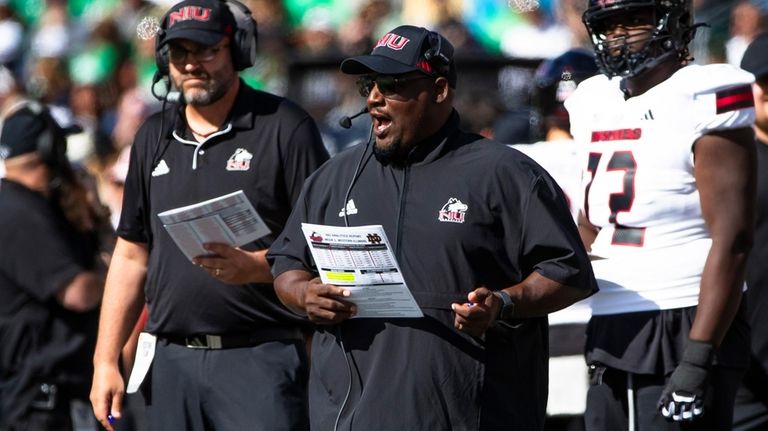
left=657, top=339, right=715, bottom=422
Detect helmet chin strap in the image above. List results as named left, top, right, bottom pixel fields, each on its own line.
left=622, top=48, right=677, bottom=79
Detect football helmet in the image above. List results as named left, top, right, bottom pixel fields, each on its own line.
left=582, top=0, right=698, bottom=78
left=530, top=48, right=599, bottom=137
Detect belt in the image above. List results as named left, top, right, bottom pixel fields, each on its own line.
left=162, top=327, right=302, bottom=350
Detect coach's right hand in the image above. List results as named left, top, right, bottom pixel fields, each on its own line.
left=90, top=363, right=124, bottom=431
left=302, top=277, right=357, bottom=324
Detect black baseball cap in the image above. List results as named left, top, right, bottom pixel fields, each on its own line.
left=160, top=0, right=236, bottom=47
left=341, top=25, right=457, bottom=88
left=741, top=32, right=768, bottom=80
left=0, top=106, right=56, bottom=160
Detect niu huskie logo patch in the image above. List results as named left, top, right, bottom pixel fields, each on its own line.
left=438, top=198, right=468, bottom=224
left=226, top=148, right=252, bottom=171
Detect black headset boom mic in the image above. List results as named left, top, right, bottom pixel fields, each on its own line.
left=339, top=107, right=369, bottom=129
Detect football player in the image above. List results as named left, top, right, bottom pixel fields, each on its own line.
left=565, top=0, right=756, bottom=429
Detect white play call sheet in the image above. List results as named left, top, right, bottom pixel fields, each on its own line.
left=301, top=223, right=423, bottom=318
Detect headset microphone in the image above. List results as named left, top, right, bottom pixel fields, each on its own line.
left=338, top=107, right=369, bottom=129
left=150, top=70, right=185, bottom=104
left=166, top=90, right=184, bottom=104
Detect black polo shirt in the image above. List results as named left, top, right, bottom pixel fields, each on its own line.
left=268, top=111, right=597, bottom=430
left=0, top=179, right=99, bottom=424
left=118, top=82, right=329, bottom=335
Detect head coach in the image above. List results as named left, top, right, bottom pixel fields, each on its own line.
left=89, top=0, right=328, bottom=430
left=267, top=25, right=597, bottom=430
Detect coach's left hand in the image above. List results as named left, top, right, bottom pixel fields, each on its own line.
left=452, top=287, right=502, bottom=337
left=193, top=243, right=272, bottom=284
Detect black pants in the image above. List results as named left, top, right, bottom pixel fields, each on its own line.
left=733, top=384, right=768, bottom=430
left=585, top=364, right=744, bottom=431
left=145, top=339, right=309, bottom=431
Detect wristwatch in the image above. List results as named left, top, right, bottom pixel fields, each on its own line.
left=493, top=290, right=515, bottom=321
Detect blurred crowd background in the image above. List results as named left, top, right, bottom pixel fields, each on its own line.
left=0, top=0, right=766, bottom=203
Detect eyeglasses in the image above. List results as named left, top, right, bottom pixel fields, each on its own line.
left=355, top=74, right=433, bottom=98
left=168, top=42, right=229, bottom=64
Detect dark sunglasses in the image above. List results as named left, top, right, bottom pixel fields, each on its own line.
left=355, top=74, right=432, bottom=98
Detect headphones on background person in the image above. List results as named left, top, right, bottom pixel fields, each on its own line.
left=154, top=0, right=258, bottom=75
left=34, top=107, right=69, bottom=172
left=1, top=102, right=69, bottom=172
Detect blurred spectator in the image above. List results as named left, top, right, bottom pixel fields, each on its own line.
left=111, top=88, right=150, bottom=151
left=337, top=0, right=392, bottom=55
left=401, top=0, right=463, bottom=29
left=0, top=103, right=107, bottom=431
left=726, top=1, right=765, bottom=66
left=0, top=2, right=23, bottom=71
left=291, top=6, right=339, bottom=56
left=30, top=1, right=73, bottom=59
left=557, top=0, right=590, bottom=49
left=26, top=57, right=71, bottom=108
left=436, top=16, right=486, bottom=53
left=500, top=6, right=572, bottom=59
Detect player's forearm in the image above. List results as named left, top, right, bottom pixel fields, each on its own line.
left=691, top=128, right=755, bottom=346
left=690, top=245, right=749, bottom=346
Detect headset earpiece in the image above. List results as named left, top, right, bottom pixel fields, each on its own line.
left=424, top=31, right=450, bottom=68
left=155, top=28, right=170, bottom=76
left=23, top=103, right=68, bottom=171
left=225, top=0, right=257, bottom=71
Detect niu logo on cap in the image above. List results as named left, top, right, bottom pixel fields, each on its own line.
left=168, top=6, right=212, bottom=27
left=375, top=33, right=410, bottom=51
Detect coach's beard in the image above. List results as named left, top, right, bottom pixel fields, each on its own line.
left=179, top=74, right=230, bottom=106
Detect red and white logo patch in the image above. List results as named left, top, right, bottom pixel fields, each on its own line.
left=226, top=148, right=252, bottom=171
left=375, top=33, right=410, bottom=51
left=438, top=198, right=468, bottom=224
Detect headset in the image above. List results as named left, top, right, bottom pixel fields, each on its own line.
left=423, top=31, right=450, bottom=70
left=13, top=103, right=69, bottom=173
left=423, top=31, right=452, bottom=77
left=154, top=0, right=258, bottom=76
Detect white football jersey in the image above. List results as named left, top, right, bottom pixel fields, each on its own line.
left=512, top=139, right=582, bottom=223
left=565, top=64, right=755, bottom=315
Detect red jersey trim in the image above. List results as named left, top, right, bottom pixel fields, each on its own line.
left=716, top=84, right=754, bottom=114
